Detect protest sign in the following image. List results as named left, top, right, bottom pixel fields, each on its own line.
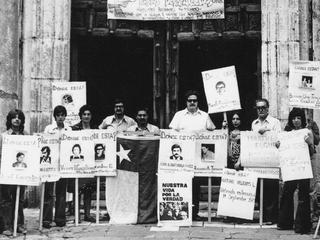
left=194, top=130, right=228, bottom=177
left=158, top=172, right=192, bottom=226
left=244, top=167, right=279, bottom=180
left=158, top=130, right=196, bottom=173
left=240, top=131, right=279, bottom=168
left=39, top=134, right=60, bottom=182
left=288, top=61, right=320, bottom=109
left=278, top=129, right=313, bottom=182
left=217, top=168, right=258, bottom=220
left=52, top=81, right=86, bottom=126
left=107, top=0, right=224, bottom=21
left=202, top=66, right=241, bottom=113
left=60, top=131, right=95, bottom=178
left=89, top=130, right=117, bottom=176
left=0, top=135, right=41, bottom=186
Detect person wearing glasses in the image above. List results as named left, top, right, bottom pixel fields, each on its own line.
left=251, top=98, right=281, bottom=225
left=169, top=90, right=215, bottom=221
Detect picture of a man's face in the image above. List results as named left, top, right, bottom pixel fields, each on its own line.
left=170, top=144, right=183, bottom=160
left=95, top=144, right=105, bottom=160
left=172, top=147, right=181, bottom=158
left=216, top=81, right=226, bottom=95
left=17, top=153, right=25, bottom=163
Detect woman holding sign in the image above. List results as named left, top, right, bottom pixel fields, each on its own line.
left=0, top=109, right=27, bottom=235
left=278, top=108, right=314, bottom=234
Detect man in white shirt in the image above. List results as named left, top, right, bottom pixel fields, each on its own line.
left=99, top=98, right=136, bottom=132
left=169, top=90, right=215, bottom=220
left=251, top=98, right=281, bottom=225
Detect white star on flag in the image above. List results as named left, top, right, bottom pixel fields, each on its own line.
left=116, top=144, right=131, bottom=164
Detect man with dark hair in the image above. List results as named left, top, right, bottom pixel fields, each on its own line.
left=40, top=146, right=51, bottom=164
left=99, top=98, right=136, bottom=132
left=12, top=152, right=27, bottom=168
left=94, top=144, right=105, bottom=160
left=215, top=81, right=226, bottom=95
left=169, top=144, right=183, bottom=160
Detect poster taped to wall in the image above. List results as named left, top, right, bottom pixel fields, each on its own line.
left=39, top=134, right=60, bottom=182
left=278, top=129, right=313, bottom=182
left=217, top=168, right=257, bottom=220
left=202, top=66, right=241, bottom=113
left=107, top=0, right=224, bottom=21
left=0, top=135, right=41, bottom=186
left=52, top=81, right=86, bottom=126
left=158, top=172, right=192, bottom=226
left=158, top=130, right=196, bottom=173
left=60, top=131, right=95, bottom=178
left=194, top=130, right=228, bottom=176
left=288, top=61, right=320, bottom=109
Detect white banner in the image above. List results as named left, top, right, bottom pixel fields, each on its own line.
left=39, top=134, right=60, bottom=182
left=60, top=131, right=95, bottom=178
left=217, top=168, right=257, bottom=220
left=244, top=167, right=279, bottom=180
left=108, top=0, right=224, bottom=20
left=159, top=130, right=196, bottom=173
left=194, top=130, right=228, bottom=176
left=279, top=129, right=313, bottom=182
left=52, top=81, right=86, bottom=126
left=0, top=135, right=41, bottom=186
left=158, top=172, right=192, bottom=226
left=240, top=131, right=279, bottom=168
left=202, top=66, right=241, bottom=113
left=288, top=61, right=320, bottom=109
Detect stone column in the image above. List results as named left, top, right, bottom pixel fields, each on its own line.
left=313, top=0, right=320, bottom=129
left=0, top=0, right=20, bottom=132
left=21, top=0, right=71, bottom=134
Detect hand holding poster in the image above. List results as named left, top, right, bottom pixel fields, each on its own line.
left=158, top=172, right=192, bottom=226
left=0, top=135, right=41, bottom=186
left=202, top=66, right=241, bottom=113
left=159, top=130, right=196, bottom=173
left=217, top=168, right=257, bottom=220
left=60, top=131, right=95, bottom=178
left=194, top=130, right=228, bottom=176
left=52, top=81, right=86, bottom=126
left=240, top=131, right=279, bottom=168
left=288, top=61, right=320, bottom=109
left=39, top=134, right=60, bottom=182
left=278, top=129, right=313, bottom=182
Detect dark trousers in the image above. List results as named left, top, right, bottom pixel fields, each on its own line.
left=278, top=179, right=311, bottom=233
left=43, top=179, right=67, bottom=225
left=0, top=185, right=25, bottom=231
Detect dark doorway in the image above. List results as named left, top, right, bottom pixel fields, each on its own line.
left=73, top=36, right=154, bottom=126
left=179, top=39, right=260, bottom=130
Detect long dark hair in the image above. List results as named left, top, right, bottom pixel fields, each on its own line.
left=6, top=109, right=25, bottom=133
left=285, top=108, right=306, bottom=131
left=228, top=110, right=244, bottom=131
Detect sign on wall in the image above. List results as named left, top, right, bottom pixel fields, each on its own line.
left=202, top=66, right=241, bottom=113
left=107, top=0, right=224, bottom=21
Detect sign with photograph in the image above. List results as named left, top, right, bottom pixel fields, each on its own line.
left=240, top=131, right=279, bottom=168
left=52, top=81, right=86, bottom=126
left=278, top=129, right=313, bottom=182
left=158, top=172, right=192, bottom=226
left=0, top=135, right=41, bottom=186
left=39, top=134, right=60, bottom=182
left=202, top=66, right=241, bottom=113
left=289, top=61, right=320, bottom=109
left=60, top=131, right=95, bottom=178
left=194, top=130, right=228, bottom=176
left=158, top=130, right=196, bottom=173
left=217, top=168, right=257, bottom=220
left=107, top=0, right=224, bottom=21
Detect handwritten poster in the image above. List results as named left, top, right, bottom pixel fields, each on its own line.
left=202, top=66, right=241, bottom=113
left=217, top=168, right=257, bottom=220
left=52, top=81, right=86, bottom=126
left=0, top=135, right=41, bottom=186
left=60, top=131, right=95, bottom=178
left=108, top=0, right=224, bottom=20
left=244, top=167, right=279, bottom=180
left=158, top=172, right=192, bottom=226
left=194, top=130, right=228, bottom=177
left=39, top=134, right=60, bottom=182
left=240, top=131, right=279, bottom=168
left=278, top=129, right=313, bottom=182
left=158, top=130, right=196, bottom=173
left=288, top=61, right=320, bottom=109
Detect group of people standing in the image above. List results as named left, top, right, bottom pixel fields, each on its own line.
left=0, top=89, right=319, bottom=235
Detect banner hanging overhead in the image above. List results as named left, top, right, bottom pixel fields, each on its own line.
left=107, top=0, right=224, bottom=21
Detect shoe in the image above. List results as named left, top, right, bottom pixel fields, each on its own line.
left=84, top=216, right=96, bottom=223
left=55, top=222, right=66, bottom=227
left=192, top=216, right=202, bottom=221
left=17, top=226, right=27, bottom=234
left=2, top=230, right=12, bottom=236
left=265, top=221, right=275, bottom=225
left=277, top=226, right=292, bottom=230
left=42, top=222, right=51, bottom=229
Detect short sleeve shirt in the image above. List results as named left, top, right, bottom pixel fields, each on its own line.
left=98, top=115, right=136, bottom=132
left=251, top=115, right=281, bottom=133
left=127, top=123, right=160, bottom=135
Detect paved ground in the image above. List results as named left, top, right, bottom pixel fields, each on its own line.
left=0, top=209, right=319, bottom=240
